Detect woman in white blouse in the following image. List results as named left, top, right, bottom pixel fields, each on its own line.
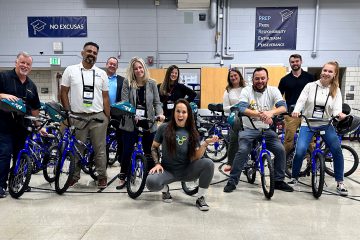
left=222, top=68, right=246, bottom=172
left=290, top=61, right=348, bottom=195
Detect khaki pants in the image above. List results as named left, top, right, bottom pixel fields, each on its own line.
left=284, top=115, right=314, bottom=154
left=284, top=115, right=301, bottom=154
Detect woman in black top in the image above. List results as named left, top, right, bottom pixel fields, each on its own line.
left=158, top=65, right=197, bottom=120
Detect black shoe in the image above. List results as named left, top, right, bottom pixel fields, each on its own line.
left=223, top=182, right=236, bottom=193
left=116, top=179, right=126, bottom=190
left=274, top=181, right=294, bottom=192
left=196, top=196, right=209, bottom=211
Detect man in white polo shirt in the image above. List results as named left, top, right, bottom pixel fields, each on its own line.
left=60, top=42, right=110, bottom=189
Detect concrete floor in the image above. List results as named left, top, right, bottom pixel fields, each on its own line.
left=1, top=140, right=360, bottom=240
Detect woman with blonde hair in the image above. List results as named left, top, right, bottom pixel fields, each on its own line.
left=116, top=57, right=165, bottom=189
left=290, top=61, right=348, bottom=195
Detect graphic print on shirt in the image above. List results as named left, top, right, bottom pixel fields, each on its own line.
left=176, top=135, right=188, bottom=145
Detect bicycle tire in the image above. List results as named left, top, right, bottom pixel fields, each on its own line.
left=244, top=156, right=256, bottom=184
left=181, top=180, right=199, bottom=196
left=285, top=148, right=311, bottom=178
left=43, top=145, right=60, bottom=183
left=127, top=154, right=148, bottom=199
left=204, top=136, right=228, bottom=162
left=55, top=151, right=75, bottom=195
left=311, top=152, right=325, bottom=198
left=324, top=144, right=359, bottom=177
left=8, top=153, right=33, bottom=199
left=260, top=153, right=274, bottom=199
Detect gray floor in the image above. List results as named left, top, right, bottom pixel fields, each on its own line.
left=1, top=140, right=360, bottom=240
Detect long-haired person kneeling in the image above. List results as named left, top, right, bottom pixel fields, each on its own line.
left=146, top=99, right=217, bottom=211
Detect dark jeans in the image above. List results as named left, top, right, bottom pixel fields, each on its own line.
left=228, top=128, right=286, bottom=185
left=119, top=129, right=155, bottom=178
left=0, top=130, right=27, bottom=190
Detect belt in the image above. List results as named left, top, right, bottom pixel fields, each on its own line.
left=72, top=111, right=102, bottom=115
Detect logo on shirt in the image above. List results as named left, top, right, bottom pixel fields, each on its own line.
left=176, top=135, right=187, bottom=145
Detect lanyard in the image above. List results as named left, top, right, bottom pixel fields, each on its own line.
left=314, top=84, right=330, bottom=108
left=81, top=68, right=95, bottom=88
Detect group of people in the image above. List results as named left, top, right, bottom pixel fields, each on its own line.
left=0, top=43, right=349, bottom=211
left=222, top=54, right=348, bottom=196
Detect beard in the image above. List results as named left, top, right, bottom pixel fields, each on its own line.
left=252, top=83, right=267, bottom=93
left=84, top=56, right=96, bottom=65
left=291, top=65, right=300, bottom=71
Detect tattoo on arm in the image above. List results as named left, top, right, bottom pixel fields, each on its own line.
left=151, top=146, right=160, bottom=164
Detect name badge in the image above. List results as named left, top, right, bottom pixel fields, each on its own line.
left=136, top=108, right=145, bottom=117
left=312, top=105, right=325, bottom=119
left=167, top=103, right=174, bottom=109
left=83, top=91, right=94, bottom=99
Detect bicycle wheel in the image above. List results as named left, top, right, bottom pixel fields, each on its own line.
left=244, top=157, right=256, bottom=184
left=55, top=151, right=75, bottom=194
left=42, top=145, right=60, bottom=183
left=106, top=139, right=118, bottom=166
left=181, top=180, right=199, bottom=196
left=204, top=136, right=228, bottom=162
left=127, top=154, right=148, bottom=199
left=8, top=153, right=33, bottom=199
left=324, top=145, right=359, bottom=177
left=285, top=148, right=311, bottom=178
left=311, top=152, right=325, bottom=198
left=260, top=153, right=274, bottom=199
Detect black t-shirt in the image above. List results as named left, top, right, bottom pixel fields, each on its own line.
left=278, top=70, right=315, bottom=112
left=0, top=69, right=41, bottom=133
left=158, top=83, right=197, bottom=120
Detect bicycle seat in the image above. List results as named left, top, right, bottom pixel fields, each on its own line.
left=208, top=103, right=224, bottom=113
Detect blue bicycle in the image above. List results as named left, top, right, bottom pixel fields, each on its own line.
left=54, top=111, right=103, bottom=194
left=242, top=116, right=275, bottom=199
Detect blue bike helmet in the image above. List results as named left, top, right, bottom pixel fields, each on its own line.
left=190, top=102, right=198, bottom=114
left=44, top=101, right=67, bottom=122
left=0, top=98, right=26, bottom=115
left=111, top=101, right=136, bottom=118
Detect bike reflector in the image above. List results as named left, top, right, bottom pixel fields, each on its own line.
left=0, top=98, right=26, bottom=115
left=45, top=101, right=66, bottom=122
left=111, top=101, right=135, bottom=118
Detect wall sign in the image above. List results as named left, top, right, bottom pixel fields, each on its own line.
left=28, top=16, right=87, bottom=37
left=255, top=7, right=298, bottom=50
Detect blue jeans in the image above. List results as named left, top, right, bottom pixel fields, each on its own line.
left=228, top=128, right=286, bottom=185
left=292, top=125, right=344, bottom=182
left=0, top=131, right=27, bottom=190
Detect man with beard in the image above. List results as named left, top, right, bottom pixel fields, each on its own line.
left=61, top=42, right=110, bottom=189
left=278, top=54, right=315, bottom=154
left=0, top=52, right=42, bottom=198
left=224, top=67, right=293, bottom=193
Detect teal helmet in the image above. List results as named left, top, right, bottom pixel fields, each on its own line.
left=45, top=101, right=66, bottom=122
left=0, top=98, right=26, bottom=115
left=190, top=102, right=198, bottom=114
left=111, top=101, right=136, bottom=118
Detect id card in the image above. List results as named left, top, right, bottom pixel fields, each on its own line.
left=312, top=105, right=325, bottom=119
left=167, top=103, right=174, bottom=109
left=136, top=108, right=145, bottom=117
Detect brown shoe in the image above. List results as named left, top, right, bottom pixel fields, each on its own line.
left=69, top=179, right=78, bottom=187
left=98, top=178, right=107, bottom=189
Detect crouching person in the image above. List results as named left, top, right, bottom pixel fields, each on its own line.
left=146, top=99, right=217, bottom=211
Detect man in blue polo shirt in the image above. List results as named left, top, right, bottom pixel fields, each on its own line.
left=0, top=52, right=41, bottom=198
left=106, top=56, right=124, bottom=166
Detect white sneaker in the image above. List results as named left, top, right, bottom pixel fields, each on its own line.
left=336, top=182, right=348, bottom=196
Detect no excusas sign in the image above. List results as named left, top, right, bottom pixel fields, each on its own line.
left=255, top=7, right=298, bottom=50
left=27, top=16, right=87, bottom=37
